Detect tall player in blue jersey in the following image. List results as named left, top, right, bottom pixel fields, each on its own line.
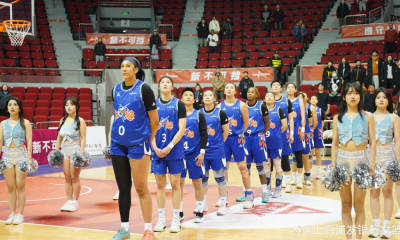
left=152, top=76, right=186, bottom=233
left=179, top=88, right=208, bottom=223
left=309, top=95, right=326, bottom=179
left=285, top=83, right=306, bottom=190
left=110, top=57, right=158, bottom=240
left=200, top=90, right=230, bottom=216
left=305, top=92, right=318, bottom=180
left=269, top=81, right=294, bottom=193
left=243, top=87, right=270, bottom=203
left=219, top=83, right=254, bottom=209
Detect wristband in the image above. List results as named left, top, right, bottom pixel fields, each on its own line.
left=168, top=143, right=174, bottom=149
left=301, top=127, right=305, bottom=133
left=290, top=131, right=294, bottom=135
left=200, top=149, right=205, bottom=154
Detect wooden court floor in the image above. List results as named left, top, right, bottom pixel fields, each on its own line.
left=2, top=157, right=400, bottom=240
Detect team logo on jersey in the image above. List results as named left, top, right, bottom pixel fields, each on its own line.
left=228, top=116, right=238, bottom=127
left=249, top=117, right=258, bottom=127
left=158, top=116, right=174, bottom=130
left=270, top=122, right=276, bottom=129
left=207, top=124, right=215, bottom=136
left=115, top=103, right=135, bottom=122
left=292, top=112, right=297, bottom=118
left=184, top=127, right=195, bottom=138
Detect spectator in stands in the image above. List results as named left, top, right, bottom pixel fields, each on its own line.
left=149, top=29, right=162, bottom=56
left=194, top=84, right=203, bottom=110
left=261, top=5, right=271, bottom=36
left=338, top=57, right=351, bottom=87
left=351, top=60, right=367, bottom=87
left=381, top=55, right=396, bottom=88
left=271, top=51, right=282, bottom=81
left=196, top=17, right=205, bottom=28
left=315, top=83, right=330, bottom=114
left=222, top=17, right=233, bottom=39
left=197, top=18, right=209, bottom=47
left=355, top=80, right=366, bottom=104
left=327, top=70, right=342, bottom=106
left=0, top=84, right=11, bottom=116
left=94, top=38, right=106, bottom=63
left=365, top=84, right=375, bottom=112
left=384, top=23, right=398, bottom=54
left=239, top=71, right=254, bottom=100
left=273, top=4, right=285, bottom=31
left=207, top=30, right=218, bottom=53
left=212, top=67, right=225, bottom=101
left=367, top=50, right=384, bottom=88
left=357, top=0, right=367, bottom=11
left=336, top=0, right=349, bottom=34
left=209, top=16, right=220, bottom=34
left=322, top=61, right=336, bottom=90
left=292, top=20, right=307, bottom=43
left=393, top=60, right=400, bottom=94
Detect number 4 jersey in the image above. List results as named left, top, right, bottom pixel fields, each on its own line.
left=183, top=109, right=202, bottom=159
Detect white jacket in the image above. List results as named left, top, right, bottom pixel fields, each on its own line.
left=209, top=20, right=220, bottom=32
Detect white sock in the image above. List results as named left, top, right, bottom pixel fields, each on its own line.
left=297, top=173, right=302, bottom=178
left=121, top=222, right=129, bottom=231
left=74, top=200, right=78, bottom=204
left=68, top=200, right=73, bottom=204
left=196, top=201, right=203, bottom=213
left=373, top=218, right=380, bottom=226
left=291, top=172, right=296, bottom=179
left=285, top=175, right=291, bottom=184
left=243, top=186, right=246, bottom=191
left=261, top=184, right=267, bottom=192
left=245, top=189, right=251, bottom=192
left=173, top=209, right=180, bottom=220
left=383, top=219, right=391, bottom=227
left=180, top=201, right=183, bottom=212
left=220, top=196, right=227, bottom=207
left=144, top=223, right=152, bottom=231
left=158, top=208, right=165, bottom=219
left=203, top=195, right=207, bottom=205
left=317, top=166, right=321, bottom=173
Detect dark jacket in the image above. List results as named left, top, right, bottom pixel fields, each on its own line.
left=367, top=57, right=384, bottom=85
left=194, top=90, right=204, bottom=110
left=0, top=90, right=11, bottom=109
left=273, top=9, right=285, bottom=23
left=197, top=23, right=209, bottom=39
left=222, top=20, right=233, bottom=33
left=149, top=34, right=162, bottom=48
left=351, top=65, right=367, bottom=85
left=327, top=77, right=342, bottom=96
left=322, top=66, right=336, bottom=89
left=239, top=77, right=254, bottom=93
left=381, top=60, right=397, bottom=81
left=393, top=66, right=400, bottom=87
left=292, top=24, right=307, bottom=37
left=94, top=42, right=106, bottom=56
left=261, top=10, right=271, bottom=21
left=336, top=3, right=350, bottom=18
left=337, top=62, right=351, bottom=83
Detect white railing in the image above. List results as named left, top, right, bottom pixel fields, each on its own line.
left=369, top=7, right=383, bottom=23
left=158, top=24, right=174, bottom=41
left=345, top=13, right=368, bottom=26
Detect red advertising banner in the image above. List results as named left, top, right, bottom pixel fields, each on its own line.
left=342, top=22, right=400, bottom=39
left=29, top=129, right=59, bottom=164
left=86, top=33, right=167, bottom=46
left=301, top=63, right=368, bottom=81
left=155, top=67, right=274, bottom=83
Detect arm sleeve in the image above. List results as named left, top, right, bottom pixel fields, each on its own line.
left=307, top=108, right=313, bottom=118
left=141, top=84, right=157, bottom=111
left=219, top=110, right=229, bottom=125
left=321, top=110, right=326, bottom=121
left=279, top=108, right=286, bottom=119
left=287, top=99, right=293, bottom=113
left=198, top=112, right=208, bottom=150
left=177, top=100, right=187, bottom=119
left=261, top=104, right=269, bottom=116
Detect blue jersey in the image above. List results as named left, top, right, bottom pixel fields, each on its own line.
left=246, top=101, right=265, bottom=134
left=275, top=97, right=289, bottom=124
left=291, top=98, right=302, bottom=127
left=305, top=106, right=311, bottom=133
left=315, top=107, right=322, bottom=129
left=183, top=109, right=201, bottom=159
left=200, top=108, right=226, bottom=160
left=221, top=99, right=244, bottom=135
left=153, top=97, right=185, bottom=161
left=112, top=81, right=151, bottom=146
left=266, top=106, right=282, bottom=149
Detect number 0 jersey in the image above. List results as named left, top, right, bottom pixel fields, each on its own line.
left=183, top=109, right=201, bottom=159
left=112, top=81, right=151, bottom=146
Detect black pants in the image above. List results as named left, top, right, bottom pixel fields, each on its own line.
left=383, top=78, right=394, bottom=89
left=241, top=90, right=248, bottom=100
left=225, top=31, right=232, bottom=39
left=329, top=96, right=341, bottom=106
left=385, top=42, right=397, bottom=54
left=112, top=155, right=133, bottom=222
left=209, top=46, right=217, bottom=53
left=261, top=21, right=270, bottom=36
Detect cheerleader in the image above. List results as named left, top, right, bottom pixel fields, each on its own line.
left=152, top=76, right=186, bottom=233
left=264, top=92, right=287, bottom=199
left=110, top=57, right=158, bottom=240
left=286, top=83, right=306, bottom=190
left=200, top=90, right=229, bottom=215
left=331, top=83, right=376, bottom=240
left=309, top=95, right=326, bottom=179
left=369, top=88, right=400, bottom=239
left=244, top=87, right=270, bottom=202
left=179, top=87, right=207, bottom=223
left=0, top=97, right=32, bottom=225
left=219, top=83, right=254, bottom=209
left=108, top=115, right=120, bottom=200
left=55, top=96, right=87, bottom=212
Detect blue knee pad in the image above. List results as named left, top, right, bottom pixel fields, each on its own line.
left=247, top=163, right=251, bottom=174
left=202, top=176, right=209, bottom=187
left=256, top=163, right=265, bottom=175
left=215, top=176, right=227, bottom=187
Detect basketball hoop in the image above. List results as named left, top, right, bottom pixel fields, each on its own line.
left=3, top=20, right=31, bottom=47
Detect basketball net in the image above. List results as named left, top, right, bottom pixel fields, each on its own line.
left=4, top=20, right=31, bottom=46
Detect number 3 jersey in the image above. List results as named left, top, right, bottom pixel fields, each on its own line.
left=112, top=80, right=151, bottom=146
left=184, top=109, right=201, bottom=159
left=153, top=97, right=185, bottom=161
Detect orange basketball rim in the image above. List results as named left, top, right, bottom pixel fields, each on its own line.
left=0, top=0, right=31, bottom=33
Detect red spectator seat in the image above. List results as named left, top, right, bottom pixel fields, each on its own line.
left=35, top=107, right=49, bottom=117
left=25, top=93, right=37, bottom=101
left=22, top=100, right=35, bottom=109
left=37, top=100, right=50, bottom=108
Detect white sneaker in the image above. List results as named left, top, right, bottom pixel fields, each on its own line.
left=215, top=199, right=220, bottom=207
left=66, top=202, right=79, bottom=212
left=169, top=219, right=181, bottom=233
left=291, top=175, right=297, bottom=185
left=113, top=191, right=119, bottom=200
left=381, top=226, right=392, bottom=239
left=305, top=180, right=312, bottom=186
left=194, top=212, right=204, bottom=223
left=5, top=212, right=15, bottom=225
left=243, top=201, right=253, bottom=209
left=12, top=213, right=24, bottom=225
left=154, top=219, right=166, bottom=232
left=165, top=183, right=172, bottom=190
left=60, top=201, right=70, bottom=211
left=285, top=183, right=292, bottom=193
left=316, top=172, right=321, bottom=179
left=296, top=176, right=303, bottom=189
left=217, top=206, right=227, bottom=216
left=395, top=208, right=400, bottom=219
left=368, top=225, right=380, bottom=238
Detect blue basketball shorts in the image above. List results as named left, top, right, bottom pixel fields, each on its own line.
left=267, top=149, right=282, bottom=160
left=313, top=128, right=324, bottom=149
left=224, top=134, right=248, bottom=162
left=151, top=159, right=185, bottom=175
left=181, top=158, right=206, bottom=179
left=111, top=139, right=151, bottom=159
left=245, top=133, right=267, bottom=164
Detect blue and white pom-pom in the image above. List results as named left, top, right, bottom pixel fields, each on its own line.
left=371, top=166, right=387, bottom=189
left=352, top=162, right=373, bottom=190
left=48, top=150, right=64, bottom=168
left=0, top=160, right=6, bottom=174
left=321, top=165, right=350, bottom=192
left=102, top=146, right=112, bottom=161
left=71, top=151, right=92, bottom=168
left=386, top=160, right=400, bottom=182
